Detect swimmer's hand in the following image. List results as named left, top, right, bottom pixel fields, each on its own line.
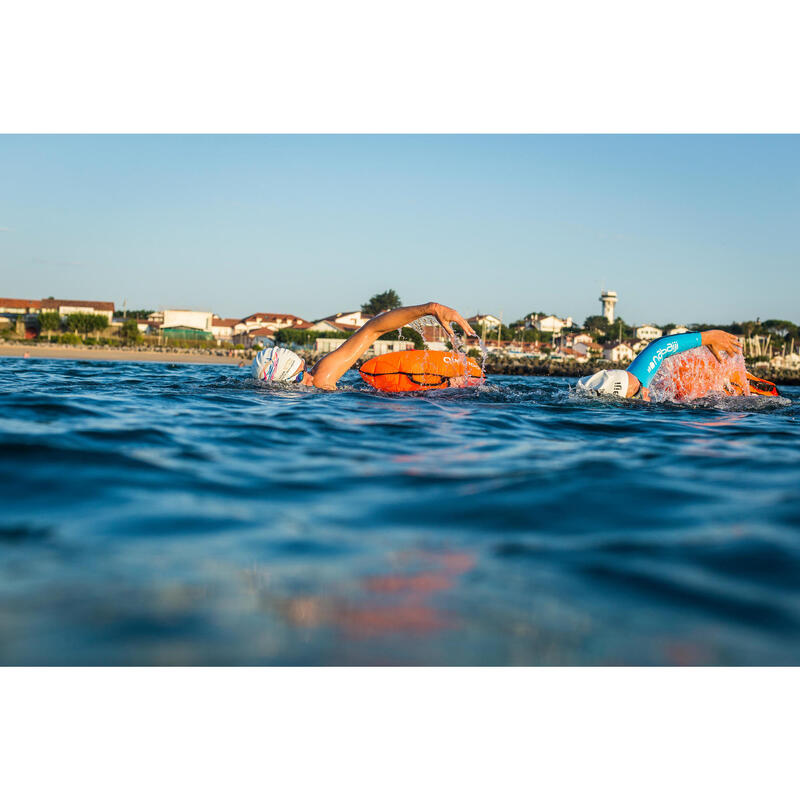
left=701, top=330, right=742, bottom=363
left=429, top=303, right=478, bottom=341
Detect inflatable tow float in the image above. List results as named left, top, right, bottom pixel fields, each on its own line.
left=359, top=350, right=484, bottom=392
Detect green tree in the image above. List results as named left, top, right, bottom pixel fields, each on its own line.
left=65, top=313, right=108, bottom=335
left=38, top=311, right=62, bottom=341
left=125, top=309, right=155, bottom=320
left=362, top=289, right=401, bottom=316
left=763, top=319, right=799, bottom=341
left=583, top=315, right=610, bottom=334
left=120, top=318, right=142, bottom=344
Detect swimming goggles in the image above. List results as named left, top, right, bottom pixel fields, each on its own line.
left=294, top=371, right=304, bottom=383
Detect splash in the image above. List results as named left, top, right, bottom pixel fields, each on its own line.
left=648, top=349, right=751, bottom=403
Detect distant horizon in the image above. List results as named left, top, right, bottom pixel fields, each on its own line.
left=2, top=135, right=798, bottom=325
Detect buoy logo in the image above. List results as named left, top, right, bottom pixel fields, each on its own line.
left=443, top=356, right=460, bottom=365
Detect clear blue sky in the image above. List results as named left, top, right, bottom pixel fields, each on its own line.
left=1, top=135, right=798, bottom=325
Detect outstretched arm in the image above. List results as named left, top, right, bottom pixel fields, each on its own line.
left=310, top=302, right=478, bottom=389
left=627, top=330, right=742, bottom=388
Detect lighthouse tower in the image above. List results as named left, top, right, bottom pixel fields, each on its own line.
left=600, top=290, right=618, bottom=324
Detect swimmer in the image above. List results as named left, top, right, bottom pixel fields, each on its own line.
left=576, top=329, right=743, bottom=399
left=252, top=302, right=478, bottom=390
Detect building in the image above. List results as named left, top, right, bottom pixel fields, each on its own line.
left=314, top=337, right=412, bottom=356
left=238, top=312, right=308, bottom=333
left=634, top=324, right=663, bottom=341
left=40, top=298, right=115, bottom=324
left=232, top=326, right=277, bottom=347
left=667, top=325, right=690, bottom=335
left=307, top=319, right=358, bottom=334
left=0, top=298, right=43, bottom=338
left=467, top=314, right=502, bottom=331
left=322, top=310, right=372, bottom=328
left=211, top=316, right=241, bottom=343
left=421, top=323, right=448, bottom=351
left=0, top=298, right=42, bottom=315
left=600, top=290, right=618, bottom=324
left=162, top=309, right=212, bottom=332
left=572, top=332, right=595, bottom=346
left=603, top=342, right=635, bottom=362
left=573, top=341, right=603, bottom=358
left=314, top=338, right=347, bottom=354
left=370, top=340, right=415, bottom=356
left=625, top=339, right=649, bottom=353
left=156, top=309, right=214, bottom=341
left=527, top=314, right=574, bottom=334
left=771, top=352, right=800, bottom=369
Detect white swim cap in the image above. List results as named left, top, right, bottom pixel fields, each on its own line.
left=252, top=347, right=304, bottom=382
left=576, top=369, right=629, bottom=397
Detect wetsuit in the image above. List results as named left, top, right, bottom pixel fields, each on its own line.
left=627, top=332, right=703, bottom=389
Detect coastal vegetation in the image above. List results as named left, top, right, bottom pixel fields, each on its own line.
left=361, top=289, right=401, bottom=316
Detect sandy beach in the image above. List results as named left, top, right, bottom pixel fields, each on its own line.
left=0, top=344, right=251, bottom=365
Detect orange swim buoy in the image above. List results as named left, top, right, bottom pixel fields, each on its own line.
left=359, top=350, right=484, bottom=392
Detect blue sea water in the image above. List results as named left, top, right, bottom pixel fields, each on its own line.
left=1, top=355, right=799, bottom=665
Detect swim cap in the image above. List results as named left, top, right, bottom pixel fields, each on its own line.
left=252, top=347, right=304, bottom=382
left=576, top=369, right=629, bottom=397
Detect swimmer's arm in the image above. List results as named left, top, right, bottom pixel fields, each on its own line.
left=627, top=330, right=742, bottom=388
left=310, top=302, right=478, bottom=389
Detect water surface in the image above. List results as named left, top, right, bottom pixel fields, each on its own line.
left=1, top=357, right=798, bottom=665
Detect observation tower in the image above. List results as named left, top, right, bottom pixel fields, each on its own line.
left=600, top=290, right=617, bottom=324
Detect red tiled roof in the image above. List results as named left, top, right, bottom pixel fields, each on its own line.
left=249, top=326, right=278, bottom=336
left=0, top=298, right=42, bottom=309
left=212, top=317, right=240, bottom=327
left=40, top=298, right=115, bottom=312
left=243, top=312, right=306, bottom=323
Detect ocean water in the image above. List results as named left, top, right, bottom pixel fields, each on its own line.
left=1, top=356, right=798, bottom=666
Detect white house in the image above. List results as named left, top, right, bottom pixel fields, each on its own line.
left=770, top=352, right=800, bottom=369
left=527, top=314, right=574, bottom=334
left=370, top=340, right=415, bottom=356
left=240, top=312, right=307, bottom=332
left=574, top=341, right=603, bottom=357
left=308, top=319, right=355, bottom=334
left=421, top=323, right=449, bottom=351
left=0, top=298, right=42, bottom=315
left=211, top=316, right=240, bottom=342
left=634, top=325, right=663, bottom=341
left=667, top=325, right=690, bottom=335
left=323, top=310, right=372, bottom=328
left=603, top=342, right=635, bottom=362
left=40, top=298, right=115, bottom=324
left=467, top=314, right=502, bottom=330
left=162, top=309, right=212, bottom=332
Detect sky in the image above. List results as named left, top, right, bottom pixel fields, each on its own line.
left=1, top=134, right=798, bottom=326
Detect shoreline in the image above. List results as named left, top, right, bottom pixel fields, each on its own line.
left=3, top=343, right=799, bottom=385
left=0, top=344, right=252, bottom=365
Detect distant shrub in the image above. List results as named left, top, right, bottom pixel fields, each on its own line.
left=59, top=332, right=83, bottom=345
